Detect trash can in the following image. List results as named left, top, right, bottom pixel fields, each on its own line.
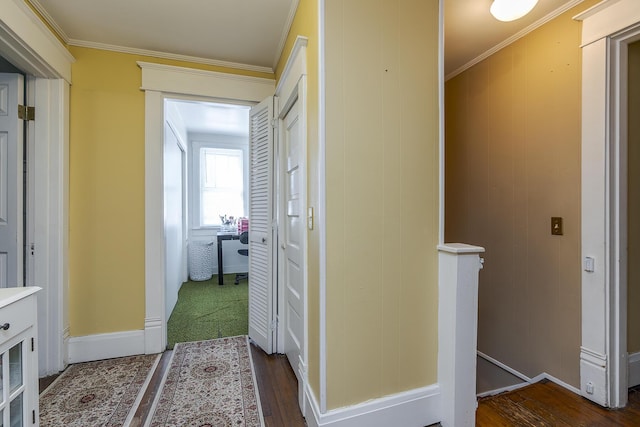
left=188, top=240, right=215, bottom=281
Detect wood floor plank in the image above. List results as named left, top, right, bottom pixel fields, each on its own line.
left=478, top=380, right=640, bottom=427
left=250, top=343, right=306, bottom=427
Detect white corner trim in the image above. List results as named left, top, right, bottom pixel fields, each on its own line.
left=304, top=383, right=441, bottom=427
left=629, top=352, right=640, bottom=387
left=67, top=330, right=147, bottom=364
left=438, top=0, right=445, bottom=246
left=446, top=0, right=586, bottom=81
left=318, top=0, right=327, bottom=413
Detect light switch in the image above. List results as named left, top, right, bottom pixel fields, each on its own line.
left=584, top=256, right=595, bottom=272
left=551, top=217, right=563, bottom=235
left=307, top=207, right=314, bottom=230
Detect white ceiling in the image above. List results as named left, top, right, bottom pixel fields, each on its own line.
left=169, top=100, right=250, bottom=136
left=28, top=0, right=585, bottom=78
left=30, top=0, right=297, bottom=72
left=26, top=0, right=585, bottom=132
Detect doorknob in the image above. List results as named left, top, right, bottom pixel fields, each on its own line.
left=262, top=237, right=267, bottom=243
left=281, top=243, right=286, bottom=249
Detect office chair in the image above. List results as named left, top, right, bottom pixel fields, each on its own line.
left=234, top=231, right=249, bottom=284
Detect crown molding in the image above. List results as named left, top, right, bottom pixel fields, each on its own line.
left=446, top=0, right=586, bottom=81
left=69, top=39, right=274, bottom=75
left=273, top=0, right=301, bottom=71
left=26, top=0, right=70, bottom=43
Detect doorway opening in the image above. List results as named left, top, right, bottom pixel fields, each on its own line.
left=163, top=98, right=252, bottom=348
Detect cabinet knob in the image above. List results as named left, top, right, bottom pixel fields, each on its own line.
left=0, top=323, right=9, bottom=331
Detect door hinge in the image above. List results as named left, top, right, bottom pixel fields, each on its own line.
left=32, top=409, right=35, bottom=424
left=270, top=118, right=277, bottom=128
left=30, top=243, right=34, bottom=257
left=270, top=320, right=278, bottom=331
left=31, top=337, right=34, bottom=352
left=18, top=105, right=35, bottom=121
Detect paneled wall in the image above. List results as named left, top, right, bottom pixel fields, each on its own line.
left=324, top=0, right=440, bottom=409
left=445, top=1, right=598, bottom=388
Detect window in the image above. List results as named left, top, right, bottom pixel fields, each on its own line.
left=190, top=136, right=248, bottom=229
left=200, top=147, right=244, bottom=225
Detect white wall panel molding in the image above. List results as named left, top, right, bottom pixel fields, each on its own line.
left=304, top=382, right=441, bottom=427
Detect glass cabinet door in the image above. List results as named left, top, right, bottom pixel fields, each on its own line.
left=0, top=340, right=25, bottom=427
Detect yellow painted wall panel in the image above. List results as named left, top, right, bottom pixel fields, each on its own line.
left=325, top=0, right=439, bottom=409
left=68, top=46, right=274, bottom=336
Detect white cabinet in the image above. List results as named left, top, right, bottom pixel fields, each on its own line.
left=0, top=288, right=40, bottom=427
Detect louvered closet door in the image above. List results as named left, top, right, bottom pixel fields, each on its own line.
left=248, top=96, right=275, bottom=354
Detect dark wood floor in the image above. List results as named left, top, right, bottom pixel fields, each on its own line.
left=40, top=343, right=306, bottom=426
left=477, top=379, right=640, bottom=426
left=43, top=351, right=640, bottom=426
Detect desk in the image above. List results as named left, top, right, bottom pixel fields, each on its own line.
left=217, top=231, right=240, bottom=286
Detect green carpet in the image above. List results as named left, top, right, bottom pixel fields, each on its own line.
left=167, top=274, right=248, bottom=349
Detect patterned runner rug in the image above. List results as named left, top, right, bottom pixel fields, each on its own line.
left=40, top=353, right=161, bottom=426
left=147, top=335, right=264, bottom=427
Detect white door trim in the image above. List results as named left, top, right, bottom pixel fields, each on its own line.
left=140, top=62, right=274, bottom=353
left=575, top=0, right=640, bottom=408
left=275, top=36, right=308, bottom=414
left=0, top=0, right=72, bottom=377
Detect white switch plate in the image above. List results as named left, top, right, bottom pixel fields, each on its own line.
left=584, top=256, right=595, bottom=272
left=307, top=207, right=314, bottom=230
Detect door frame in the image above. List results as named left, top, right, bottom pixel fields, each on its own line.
left=139, top=62, right=275, bottom=352
left=0, top=0, right=72, bottom=377
left=576, top=0, right=640, bottom=408
left=275, top=35, right=308, bottom=410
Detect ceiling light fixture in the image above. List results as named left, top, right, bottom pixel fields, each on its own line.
left=490, top=0, right=538, bottom=22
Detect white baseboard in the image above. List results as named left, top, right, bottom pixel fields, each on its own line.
left=67, top=330, right=146, bottom=364
left=478, top=351, right=580, bottom=397
left=304, top=382, right=441, bottom=427
left=629, top=352, right=640, bottom=387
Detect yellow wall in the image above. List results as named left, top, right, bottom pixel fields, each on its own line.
left=274, top=0, right=322, bottom=399
left=68, top=46, right=273, bottom=336
left=628, top=41, right=640, bottom=354
left=324, top=0, right=440, bottom=408
left=445, top=0, right=598, bottom=387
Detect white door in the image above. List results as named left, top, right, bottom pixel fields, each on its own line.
left=248, top=96, right=276, bottom=353
left=0, top=73, right=24, bottom=288
left=164, top=122, right=185, bottom=321
left=281, top=99, right=304, bottom=377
